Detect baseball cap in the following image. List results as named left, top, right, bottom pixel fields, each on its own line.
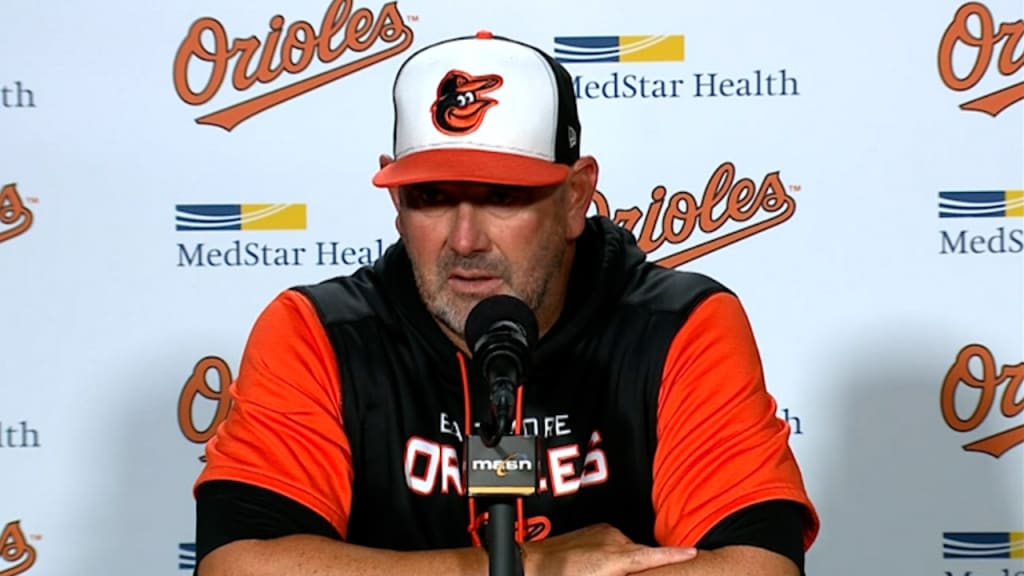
left=372, top=30, right=581, bottom=188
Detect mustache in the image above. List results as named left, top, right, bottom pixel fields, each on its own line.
left=438, top=252, right=508, bottom=278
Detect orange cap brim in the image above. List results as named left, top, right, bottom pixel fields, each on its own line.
left=372, top=149, right=571, bottom=188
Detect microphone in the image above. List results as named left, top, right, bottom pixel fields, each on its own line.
left=464, top=295, right=538, bottom=447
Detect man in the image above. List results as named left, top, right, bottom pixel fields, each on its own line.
left=192, top=31, right=820, bottom=576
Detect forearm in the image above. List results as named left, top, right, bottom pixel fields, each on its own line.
left=632, top=546, right=800, bottom=576
left=198, top=534, right=487, bottom=576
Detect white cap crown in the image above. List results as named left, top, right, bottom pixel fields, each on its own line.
left=393, top=36, right=562, bottom=162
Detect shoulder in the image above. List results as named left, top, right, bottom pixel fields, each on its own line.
left=289, top=267, right=392, bottom=327
left=587, top=216, right=733, bottom=317
left=621, top=263, right=734, bottom=318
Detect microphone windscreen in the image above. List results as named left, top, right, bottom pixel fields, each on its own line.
left=464, top=295, right=539, bottom=352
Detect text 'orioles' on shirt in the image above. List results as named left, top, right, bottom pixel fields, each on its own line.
left=193, top=216, right=820, bottom=568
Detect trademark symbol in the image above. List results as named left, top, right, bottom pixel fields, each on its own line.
left=30, top=534, right=42, bottom=541
left=789, top=184, right=801, bottom=193
left=407, top=14, right=420, bottom=22
left=26, top=197, right=40, bottom=204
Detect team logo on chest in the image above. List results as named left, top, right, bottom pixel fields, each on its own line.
left=401, top=412, right=610, bottom=498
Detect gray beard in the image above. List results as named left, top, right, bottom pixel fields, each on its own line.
left=411, top=245, right=565, bottom=341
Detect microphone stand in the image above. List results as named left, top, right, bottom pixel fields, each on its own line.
left=484, top=469, right=520, bottom=576
left=467, top=382, right=535, bottom=576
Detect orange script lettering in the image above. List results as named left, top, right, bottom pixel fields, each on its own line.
left=591, top=162, right=796, bottom=267
left=0, top=520, right=37, bottom=576
left=941, top=343, right=1024, bottom=458
left=178, top=356, right=235, bottom=444
left=173, top=0, right=414, bottom=130
left=938, top=2, right=1024, bottom=115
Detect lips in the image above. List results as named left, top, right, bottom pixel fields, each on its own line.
left=447, top=271, right=502, bottom=294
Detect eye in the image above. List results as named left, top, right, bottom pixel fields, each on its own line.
left=419, top=188, right=449, bottom=205
left=487, top=189, right=515, bottom=206
left=456, top=92, right=475, bottom=106
left=401, top=186, right=452, bottom=209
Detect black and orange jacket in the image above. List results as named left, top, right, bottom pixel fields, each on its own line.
left=194, top=216, right=820, bottom=563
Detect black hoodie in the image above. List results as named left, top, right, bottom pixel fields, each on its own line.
left=291, top=215, right=729, bottom=549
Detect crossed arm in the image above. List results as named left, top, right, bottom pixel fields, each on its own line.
left=196, top=525, right=799, bottom=576
left=195, top=477, right=807, bottom=576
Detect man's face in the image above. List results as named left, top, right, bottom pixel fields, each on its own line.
left=392, top=180, right=572, bottom=341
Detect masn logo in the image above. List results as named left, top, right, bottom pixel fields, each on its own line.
left=1, top=520, right=37, bottom=576
left=943, top=532, right=1024, bottom=559
left=175, top=203, right=306, bottom=231
left=941, top=344, right=1024, bottom=458
left=939, top=190, right=1024, bottom=255
left=591, top=162, right=797, bottom=268
left=471, top=453, right=533, bottom=477
left=938, top=2, right=1024, bottom=116
left=173, top=0, right=415, bottom=131
left=0, top=183, right=33, bottom=244
left=178, top=356, right=234, bottom=461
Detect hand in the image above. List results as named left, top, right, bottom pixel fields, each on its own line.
left=520, top=523, right=697, bottom=576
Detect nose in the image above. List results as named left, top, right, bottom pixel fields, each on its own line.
left=447, top=202, right=490, bottom=256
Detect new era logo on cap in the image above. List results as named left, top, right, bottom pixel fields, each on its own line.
left=373, top=32, right=581, bottom=188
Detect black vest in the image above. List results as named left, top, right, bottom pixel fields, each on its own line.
left=294, top=216, right=727, bottom=550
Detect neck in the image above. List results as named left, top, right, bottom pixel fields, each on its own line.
left=532, top=241, right=576, bottom=340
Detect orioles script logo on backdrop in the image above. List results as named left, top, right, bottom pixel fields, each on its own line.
left=0, top=184, right=33, bottom=244
left=178, top=356, right=235, bottom=460
left=592, top=162, right=796, bottom=268
left=0, top=520, right=36, bottom=576
left=173, top=0, right=415, bottom=131
left=941, top=344, right=1024, bottom=458
left=938, top=2, right=1024, bottom=116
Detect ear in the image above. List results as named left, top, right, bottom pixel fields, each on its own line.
left=380, top=154, right=404, bottom=235
left=565, top=155, right=599, bottom=239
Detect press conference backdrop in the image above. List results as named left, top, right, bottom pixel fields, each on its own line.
left=2, top=0, right=1022, bottom=574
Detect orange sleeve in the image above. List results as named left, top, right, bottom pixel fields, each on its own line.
left=193, top=289, right=353, bottom=539
left=651, top=291, right=820, bottom=551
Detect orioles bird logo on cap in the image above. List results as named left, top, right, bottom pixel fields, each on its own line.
left=431, top=69, right=503, bottom=136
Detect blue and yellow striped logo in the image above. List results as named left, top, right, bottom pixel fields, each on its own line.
left=175, top=204, right=307, bottom=231
left=939, top=190, right=1024, bottom=218
left=553, top=35, right=685, bottom=63
left=178, top=543, right=196, bottom=570
left=943, top=532, right=1024, bottom=559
